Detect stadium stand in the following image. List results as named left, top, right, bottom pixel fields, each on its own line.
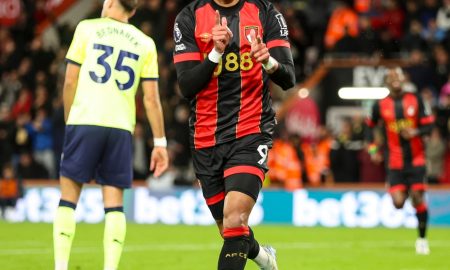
left=0, top=0, right=449, bottom=189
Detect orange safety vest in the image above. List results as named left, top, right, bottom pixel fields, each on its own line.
left=268, top=139, right=302, bottom=190
left=355, top=0, right=370, bottom=13
left=325, top=7, right=359, bottom=48
left=0, top=179, right=19, bottom=199
left=301, top=139, right=331, bottom=185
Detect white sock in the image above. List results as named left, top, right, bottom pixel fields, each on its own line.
left=55, top=260, right=68, bottom=270
left=253, top=245, right=270, bottom=266
left=104, top=267, right=117, bottom=270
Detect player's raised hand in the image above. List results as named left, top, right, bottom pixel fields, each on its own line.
left=212, top=10, right=233, bottom=53
left=150, top=146, right=169, bottom=178
left=249, top=29, right=270, bottom=64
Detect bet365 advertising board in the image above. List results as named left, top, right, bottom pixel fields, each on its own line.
left=4, top=187, right=450, bottom=227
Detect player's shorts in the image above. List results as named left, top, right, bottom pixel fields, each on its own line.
left=192, top=133, right=272, bottom=206
left=387, top=166, right=426, bottom=193
left=60, top=125, right=133, bottom=189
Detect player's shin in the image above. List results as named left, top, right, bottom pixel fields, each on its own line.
left=218, top=226, right=250, bottom=270
left=53, top=200, right=77, bottom=270
left=248, top=227, right=270, bottom=266
left=415, top=203, right=428, bottom=239
left=103, top=207, right=126, bottom=270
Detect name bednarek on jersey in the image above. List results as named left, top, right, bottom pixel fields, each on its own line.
left=66, top=17, right=158, bottom=133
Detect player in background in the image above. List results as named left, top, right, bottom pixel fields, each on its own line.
left=53, top=1, right=168, bottom=270
left=366, top=68, right=434, bottom=255
left=173, top=0, right=295, bottom=269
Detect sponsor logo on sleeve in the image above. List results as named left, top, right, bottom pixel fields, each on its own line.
left=175, top=43, right=186, bottom=52
left=174, top=23, right=182, bottom=43
left=275, top=14, right=288, bottom=37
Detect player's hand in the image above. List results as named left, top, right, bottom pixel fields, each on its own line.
left=400, top=128, right=419, bottom=140
left=212, top=10, right=233, bottom=54
left=150, top=146, right=169, bottom=178
left=370, top=152, right=383, bottom=164
left=249, top=29, right=271, bottom=65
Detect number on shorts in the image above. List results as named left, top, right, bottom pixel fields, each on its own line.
left=257, top=145, right=268, bottom=165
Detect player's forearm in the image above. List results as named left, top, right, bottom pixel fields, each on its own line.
left=268, top=47, right=295, bottom=90
left=143, top=96, right=166, bottom=139
left=418, top=124, right=433, bottom=136
left=175, top=59, right=218, bottom=99
left=62, top=81, right=77, bottom=123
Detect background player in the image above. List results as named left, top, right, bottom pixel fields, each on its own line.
left=366, top=68, right=434, bottom=255
left=173, top=0, right=295, bottom=269
left=53, top=1, right=168, bottom=270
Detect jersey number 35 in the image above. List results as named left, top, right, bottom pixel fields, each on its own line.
left=89, top=43, right=140, bottom=91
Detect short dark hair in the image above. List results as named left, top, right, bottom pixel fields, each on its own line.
left=119, top=0, right=138, bottom=13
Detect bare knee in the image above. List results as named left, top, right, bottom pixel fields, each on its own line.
left=222, top=191, right=255, bottom=229
left=393, top=200, right=405, bottom=209
left=391, top=191, right=407, bottom=209
left=223, top=209, right=249, bottom=229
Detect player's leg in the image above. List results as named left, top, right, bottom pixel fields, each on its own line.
left=54, top=126, right=104, bottom=270
left=220, top=134, right=276, bottom=270
left=53, top=177, right=82, bottom=270
left=218, top=188, right=253, bottom=270
left=387, top=170, right=408, bottom=209
left=102, top=185, right=126, bottom=270
left=220, top=172, right=276, bottom=270
left=409, top=167, right=429, bottom=255
left=214, top=216, right=260, bottom=261
left=96, top=127, right=133, bottom=270
left=193, top=147, right=227, bottom=235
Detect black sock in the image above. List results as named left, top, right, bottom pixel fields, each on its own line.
left=247, top=227, right=260, bottom=260
left=416, top=205, right=428, bottom=238
left=218, top=235, right=250, bottom=270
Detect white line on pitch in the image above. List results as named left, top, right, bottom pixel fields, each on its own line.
left=1, top=241, right=450, bottom=256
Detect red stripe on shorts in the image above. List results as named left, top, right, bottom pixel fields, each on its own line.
left=389, top=184, right=407, bottom=193
left=205, top=191, right=225, bottom=205
left=224, top=166, right=265, bottom=182
left=411, top=183, right=427, bottom=191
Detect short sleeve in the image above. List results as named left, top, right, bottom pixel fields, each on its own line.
left=173, top=9, right=202, bottom=64
left=263, top=4, right=290, bottom=49
left=141, top=38, right=159, bottom=80
left=66, top=21, right=88, bottom=65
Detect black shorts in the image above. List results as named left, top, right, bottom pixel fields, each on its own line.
left=387, top=166, right=426, bottom=193
left=192, top=133, right=272, bottom=206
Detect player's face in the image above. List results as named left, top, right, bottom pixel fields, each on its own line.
left=386, top=69, right=404, bottom=94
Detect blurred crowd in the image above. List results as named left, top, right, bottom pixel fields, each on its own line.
left=0, top=0, right=449, bottom=190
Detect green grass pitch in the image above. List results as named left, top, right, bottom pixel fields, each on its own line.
left=0, top=222, right=449, bottom=269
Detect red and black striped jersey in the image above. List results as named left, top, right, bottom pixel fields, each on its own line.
left=366, top=93, right=435, bottom=170
left=173, top=0, right=291, bottom=149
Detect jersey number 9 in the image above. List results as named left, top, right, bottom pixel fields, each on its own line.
left=89, top=43, right=140, bottom=91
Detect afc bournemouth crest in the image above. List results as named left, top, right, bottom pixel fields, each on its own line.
left=245, top=26, right=259, bottom=44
